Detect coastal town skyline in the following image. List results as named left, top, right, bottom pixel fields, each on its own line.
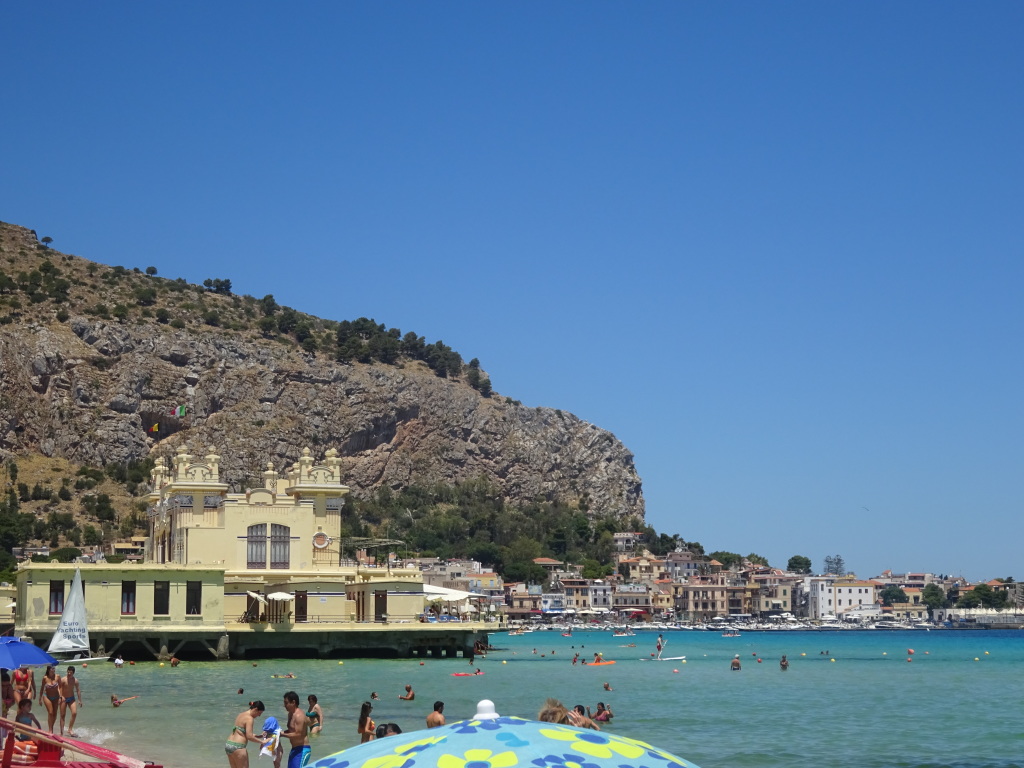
left=3, top=4, right=1021, bottom=582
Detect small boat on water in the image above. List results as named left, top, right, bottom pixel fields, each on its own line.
left=0, top=716, right=162, bottom=767
left=47, top=569, right=109, bottom=664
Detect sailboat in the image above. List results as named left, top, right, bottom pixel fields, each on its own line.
left=47, top=569, right=109, bottom=663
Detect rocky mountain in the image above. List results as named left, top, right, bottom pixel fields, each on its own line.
left=0, top=221, right=644, bottom=520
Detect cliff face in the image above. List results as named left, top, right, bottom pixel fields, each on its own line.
left=0, top=222, right=644, bottom=519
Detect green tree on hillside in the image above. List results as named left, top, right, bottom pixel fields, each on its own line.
left=708, top=551, right=743, bottom=569
left=879, top=585, right=909, bottom=606
left=822, top=554, right=846, bottom=576
left=921, top=583, right=946, bottom=616
left=957, top=583, right=1009, bottom=610
left=787, top=555, right=812, bottom=574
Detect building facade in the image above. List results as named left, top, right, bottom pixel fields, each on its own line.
left=15, top=446, right=487, bottom=659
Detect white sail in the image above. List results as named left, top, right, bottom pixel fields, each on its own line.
left=47, top=568, right=91, bottom=654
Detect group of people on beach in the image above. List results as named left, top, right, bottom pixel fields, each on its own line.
left=1, top=665, right=83, bottom=736
left=537, top=697, right=614, bottom=729
left=357, top=685, right=448, bottom=743
left=226, top=691, right=323, bottom=768
left=227, top=682, right=451, bottom=766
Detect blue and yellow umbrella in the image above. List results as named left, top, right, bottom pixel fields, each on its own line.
left=309, top=701, right=701, bottom=768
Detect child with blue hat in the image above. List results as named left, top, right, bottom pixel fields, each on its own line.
left=260, top=715, right=283, bottom=767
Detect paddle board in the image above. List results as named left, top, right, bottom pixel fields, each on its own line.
left=639, top=656, right=686, bottom=661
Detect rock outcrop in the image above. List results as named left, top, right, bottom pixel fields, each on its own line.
left=0, top=222, right=644, bottom=519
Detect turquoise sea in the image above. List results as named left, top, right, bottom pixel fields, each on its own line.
left=60, top=629, right=1022, bottom=768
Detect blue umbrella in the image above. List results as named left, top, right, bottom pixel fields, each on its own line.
left=0, top=636, right=58, bottom=668
left=309, top=700, right=701, bottom=768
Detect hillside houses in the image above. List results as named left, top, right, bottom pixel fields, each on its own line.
left=396, top=545, right=1010, bottom=625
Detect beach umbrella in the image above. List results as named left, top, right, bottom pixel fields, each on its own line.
left=267, top=592, right=294, bottom=601
left=0, top=637, right=59, bottom=668
left=309, top=699, right=702, bottom=768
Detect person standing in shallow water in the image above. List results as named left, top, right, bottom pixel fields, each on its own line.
left=780, top=655, right=789, bottom=671
left=357, top=701, right=375, bottom=743
left=426, top=701, right=445, bottom=728
left=58, top=666, right=82, bottom=736
left=282, top=691, right=311, bottom=768
left=38, top=665, right=62, bottom=732
left=306, top=695, right=323, bottom=735
left=225, top=700, right=265, bottom=768
left=731, top=655, right=742, bottom=671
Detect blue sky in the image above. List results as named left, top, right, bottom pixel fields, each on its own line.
left=3, top=3, right=1021, bottom=582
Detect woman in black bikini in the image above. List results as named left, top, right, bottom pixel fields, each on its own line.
left=38, top=665, right=62, bottom=732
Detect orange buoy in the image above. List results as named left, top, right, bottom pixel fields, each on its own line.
left=11, top=740, right=39, bottom=765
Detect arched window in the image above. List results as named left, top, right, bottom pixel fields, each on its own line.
left=270, top=524, right=290, bottom=569
left=247, top=524, right=267, bottom=569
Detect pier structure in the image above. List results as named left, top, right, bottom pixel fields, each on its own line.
left=14, top=445, right=492, bottom=659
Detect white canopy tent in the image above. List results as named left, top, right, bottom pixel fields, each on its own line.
left=267, top=592, right=294, bottom=601
left=422, top=584, right=488, bottom=601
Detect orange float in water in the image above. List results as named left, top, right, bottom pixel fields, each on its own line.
left=907, top=649, right=914, bottom=655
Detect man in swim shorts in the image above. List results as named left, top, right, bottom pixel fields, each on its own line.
left=282, top=691, right=311, bottom=768
left=58, top=666, right=82, bottom=735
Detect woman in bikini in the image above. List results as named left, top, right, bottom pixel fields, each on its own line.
left=38, top=665, right=62, bottom=732
left=357, top=701, right=375, bottom=743
left=226, top=700, right=266, bottom=768
left=12, top=666, right=34, bottom=709
left=306, top=694, right=324, bottom=735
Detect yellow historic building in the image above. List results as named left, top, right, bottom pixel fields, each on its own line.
left=15, top=446, right=488, bottom=660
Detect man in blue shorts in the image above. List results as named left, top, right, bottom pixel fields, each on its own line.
left=282, top=691, right=311, bottom=768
